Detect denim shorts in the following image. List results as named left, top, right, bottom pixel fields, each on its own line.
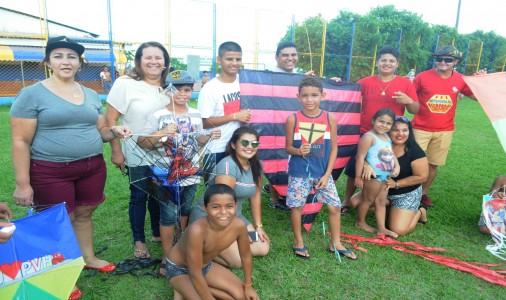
left=158, top=184, right=196, bottom=226
left=388, top=186, right=422, bottom=211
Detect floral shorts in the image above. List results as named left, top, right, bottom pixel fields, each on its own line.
left=286, top=176, right=341, bottom=208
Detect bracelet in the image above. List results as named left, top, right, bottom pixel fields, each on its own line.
left=233, top=113, right=236, bottom=120
left=297, top=148, right=302, bottom=156
left=243, top=282, right=252, bottom=287
left=254, top=223, right=263, bottom=229
left=110, top=126, right=117, bottom=138
left=395, top=181, right=399, bottom=189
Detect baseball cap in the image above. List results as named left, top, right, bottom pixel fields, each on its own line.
left=432, top=45, right=463, bottom=59
left=165, top=70, right=194, bottom=86
left=45, top=36, right=85, bottom=56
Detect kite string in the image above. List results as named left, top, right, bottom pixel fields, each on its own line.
left=304, top=24, right=313, bottom=72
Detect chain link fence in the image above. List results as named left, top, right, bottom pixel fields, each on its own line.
left=0, top=0, right=495, bottom=102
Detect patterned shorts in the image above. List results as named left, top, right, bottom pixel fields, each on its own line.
left=286, top=176, right=341, bottom=208
left=388, top=186, right=422, bottom=211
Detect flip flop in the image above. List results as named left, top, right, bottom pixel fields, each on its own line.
left=340, top=206, right=350, bottom=215
left=327, top=247, right=357, bottom=260
left=134, top=248, right=151, bottom=260
left=292, top=246, right=310, bottom=259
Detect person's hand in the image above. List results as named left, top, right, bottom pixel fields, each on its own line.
left=474, top=68, right=487, bottom=76
left=304, top=70, right=316, bottom=76
left=13, top=184, right=34, bottom=207
left=355, top=177, right=364, bottom=189
left=235, top=109, right=251, bottom=123
left=162, top=124, right=178, bottom=136
left=111, top=150, right=126, bottom=174
left=112, top=125, right=132, bottom=140
left=256, top=227, right=270, bottom=243
left=0, top=222, right=15, bottom=243
left=299, top=143, right=311, bottom=156
left=361, top=163, right=377, bottom=180
left=244, top=286, right=260, bottom=300
left=329, top=76, right=342, bottom=82
left=384, top=177, right=396, bottom=190
left=211, top=129, right=221, bottom=140
left=392, top=91, right=414, bottom=105
left=315, top=174, right=330, bottom=190
left=0, top=203, right=13, bottom=221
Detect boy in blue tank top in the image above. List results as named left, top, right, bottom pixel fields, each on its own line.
left=285, top=77, right=356, bottom=260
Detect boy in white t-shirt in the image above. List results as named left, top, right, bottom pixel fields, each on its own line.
left=197, top=41, right=251, bottom=181
left=138, top=70, right=220, bottom=277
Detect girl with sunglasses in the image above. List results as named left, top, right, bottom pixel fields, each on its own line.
left=189, top=126, right=270, bottom=269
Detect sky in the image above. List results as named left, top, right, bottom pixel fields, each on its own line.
left=1, top=0, right=504, bottom=69
left=1, top=0, right=503, bottom=37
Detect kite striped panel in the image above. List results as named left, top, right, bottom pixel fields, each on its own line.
left=239, top=70, right=361, bottom=230
left=462, top=72, right=506, bottom=154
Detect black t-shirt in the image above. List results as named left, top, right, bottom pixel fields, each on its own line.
left=388, top=143, right=426, bottom=196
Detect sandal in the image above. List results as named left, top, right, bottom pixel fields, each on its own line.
left=341, top=205, right=350, bottom=215
left=134, top=248, right=151, bottom=260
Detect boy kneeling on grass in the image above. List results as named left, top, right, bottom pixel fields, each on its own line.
left=167, top=184, right=259, bottom=300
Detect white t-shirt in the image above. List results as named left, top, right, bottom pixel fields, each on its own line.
left=141, top=106, right=204, bottom=186
left=107, top=76, right=170, bottom=166
left=197, top=76, right=240, bottom=153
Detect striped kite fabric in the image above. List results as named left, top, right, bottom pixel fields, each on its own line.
left=239, top=69, right=361, bottom=230
left=462, top=72, right=506, bottom=154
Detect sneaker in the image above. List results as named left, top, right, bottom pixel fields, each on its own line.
left=268, top=199, right=290, bottom=211
left=262, top=184, right=271, bottom=194
left=421, top=195, right=434, bottom=208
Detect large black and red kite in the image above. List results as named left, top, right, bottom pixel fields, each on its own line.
left=237, top=69, right=361, bottom=230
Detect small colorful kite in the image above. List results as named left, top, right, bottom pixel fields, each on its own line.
left=482, top=192, right=506, bottom=260
left=0, top=203, right=84, bottom=299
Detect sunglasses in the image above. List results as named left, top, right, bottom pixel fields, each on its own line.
left=239, top=139, right=260, bottom=148
left=395, top=116, right=409, bottom=122
left=435, top=57, right=456, bottom=63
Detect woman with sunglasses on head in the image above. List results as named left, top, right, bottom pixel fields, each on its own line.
left=189, top=126, right=270, bottom=269
left=106, top=42, right=171, bottom=259
left=350, top=116, right=429, bottom=236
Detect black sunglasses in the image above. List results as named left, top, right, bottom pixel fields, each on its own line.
left=239, top=139, right=260, bottom=148
left=435, top=57, right=455, bottom=63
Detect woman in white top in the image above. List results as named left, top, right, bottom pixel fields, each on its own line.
left=106, top=41, right=171, bottom=259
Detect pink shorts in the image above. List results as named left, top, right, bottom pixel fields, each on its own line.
left=30, top=154, right=106, bottom=213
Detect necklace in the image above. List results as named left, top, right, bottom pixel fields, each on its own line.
left=72, top=83, right=83, bottom=98
left=377, top=75, right=395, bottom=96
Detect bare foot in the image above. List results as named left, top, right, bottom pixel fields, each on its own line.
left=355, top=222, right=377, bottom=234
left=377, top=229, right=399, bottom=239
left=419, top=207, right=428, bottom=224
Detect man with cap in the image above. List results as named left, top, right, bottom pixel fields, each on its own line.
left=412, top=45, right=486, bottom=207
left=138, top=70, right=220, bottom=277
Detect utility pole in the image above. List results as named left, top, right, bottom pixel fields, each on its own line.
left=455, top=0, right=462, bottom=32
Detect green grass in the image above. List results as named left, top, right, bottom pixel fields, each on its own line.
left=1, top=98, right=505, bottom=299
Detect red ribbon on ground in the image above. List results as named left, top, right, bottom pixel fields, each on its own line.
left=339, top=233, right=506, bottom=287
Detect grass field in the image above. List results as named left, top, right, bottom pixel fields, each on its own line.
left=1, top=98, right=505, bottom=299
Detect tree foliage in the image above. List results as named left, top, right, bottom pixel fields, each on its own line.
left=280, top=5, right=506, bottom=82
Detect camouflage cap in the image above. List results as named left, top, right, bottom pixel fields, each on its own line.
left=432, top=45, right=463, bottom=59
left=165, top=70, right=194, bottom=85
